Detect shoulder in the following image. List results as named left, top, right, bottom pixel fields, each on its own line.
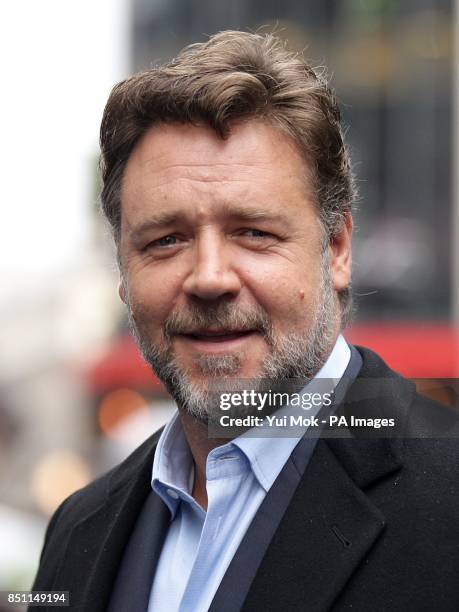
left=38, top=427, right=164, bottom=556
left=335, top=345, right=459, bottom=491
left=353, top=345, right=459, bottom=435
left=401, top=392, right=459, bottom=489
left=32, top=428, right=164, bottom=590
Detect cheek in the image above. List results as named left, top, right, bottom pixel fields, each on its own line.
left=127, top=267, right=183, bottom=315
left=245, top=260, right=318, bottom=315
left=126, top=284, right=168, bottom=332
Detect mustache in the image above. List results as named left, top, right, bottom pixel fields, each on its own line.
left=163, top=301, right=273, bottom=343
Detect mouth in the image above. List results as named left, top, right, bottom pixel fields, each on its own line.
left=175, top=329, right=258, bottom=351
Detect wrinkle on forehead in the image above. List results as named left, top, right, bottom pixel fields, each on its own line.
left=125, top=171, right=304, bottom=198
left=133, top=163, right=276, bottom=185
left=123, top=147, right=309, bottom=209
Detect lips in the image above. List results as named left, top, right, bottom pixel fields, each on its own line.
left=182, top=329, right=254, bottom=342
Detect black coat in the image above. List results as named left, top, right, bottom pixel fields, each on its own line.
left=31, top=347, right=459, bottom=611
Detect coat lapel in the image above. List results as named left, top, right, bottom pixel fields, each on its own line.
left=106, top=490, right=170, bottom=611
left=240, top=436, right=401, bottom=612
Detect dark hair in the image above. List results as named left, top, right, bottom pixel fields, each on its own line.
left=99, top=30, right=355, bottom=324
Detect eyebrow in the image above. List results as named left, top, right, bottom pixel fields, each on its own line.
left=225, top=205, right=286, bottom=222
left=128, top=212, right=182, bottom=244
left=128, top=205, right=288, bottom=244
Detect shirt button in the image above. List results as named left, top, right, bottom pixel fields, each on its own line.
left=166, top=488, right=179, bottom=499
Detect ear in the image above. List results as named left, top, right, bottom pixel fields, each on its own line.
left=329, top=213, right=352, bottom=292
left=118, top=278, right=127, bottom=304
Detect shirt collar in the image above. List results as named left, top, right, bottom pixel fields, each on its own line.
left=152, top=335, right=350, bottom=508
left=151, top=411, right=194, bottom=517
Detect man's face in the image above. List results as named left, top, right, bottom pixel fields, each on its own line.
left=118, top=120, right=351, bottom=420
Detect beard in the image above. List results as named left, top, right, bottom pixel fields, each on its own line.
left=125, top=251, right=339, bottom=424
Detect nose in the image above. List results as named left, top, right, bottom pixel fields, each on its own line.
left=182, top=229, right=242, bottom=300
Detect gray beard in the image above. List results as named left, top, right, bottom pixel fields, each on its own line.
left=126, top=251, right=338, bottom=424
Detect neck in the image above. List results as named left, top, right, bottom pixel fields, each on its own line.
left=179, top=409, right=227, bottom=511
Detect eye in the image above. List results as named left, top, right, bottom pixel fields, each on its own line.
left=146, top=235, right=180, bottom=249
left=242, top=229, right=273, bottom=239
left=234, top=228, right=280, bottom=250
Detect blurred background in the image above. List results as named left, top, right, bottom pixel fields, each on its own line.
left=0, top=0, right=458, bottom=600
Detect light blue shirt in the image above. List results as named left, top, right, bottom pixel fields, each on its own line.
left=148, top=335, right=351, bottom=612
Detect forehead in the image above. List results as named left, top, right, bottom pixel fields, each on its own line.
left=122, top=120, right=310, bottom=193
left=119, top=121, right=318, bottom=237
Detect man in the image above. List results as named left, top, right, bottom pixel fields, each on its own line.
left=32, top=31, right=459, bottom=611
